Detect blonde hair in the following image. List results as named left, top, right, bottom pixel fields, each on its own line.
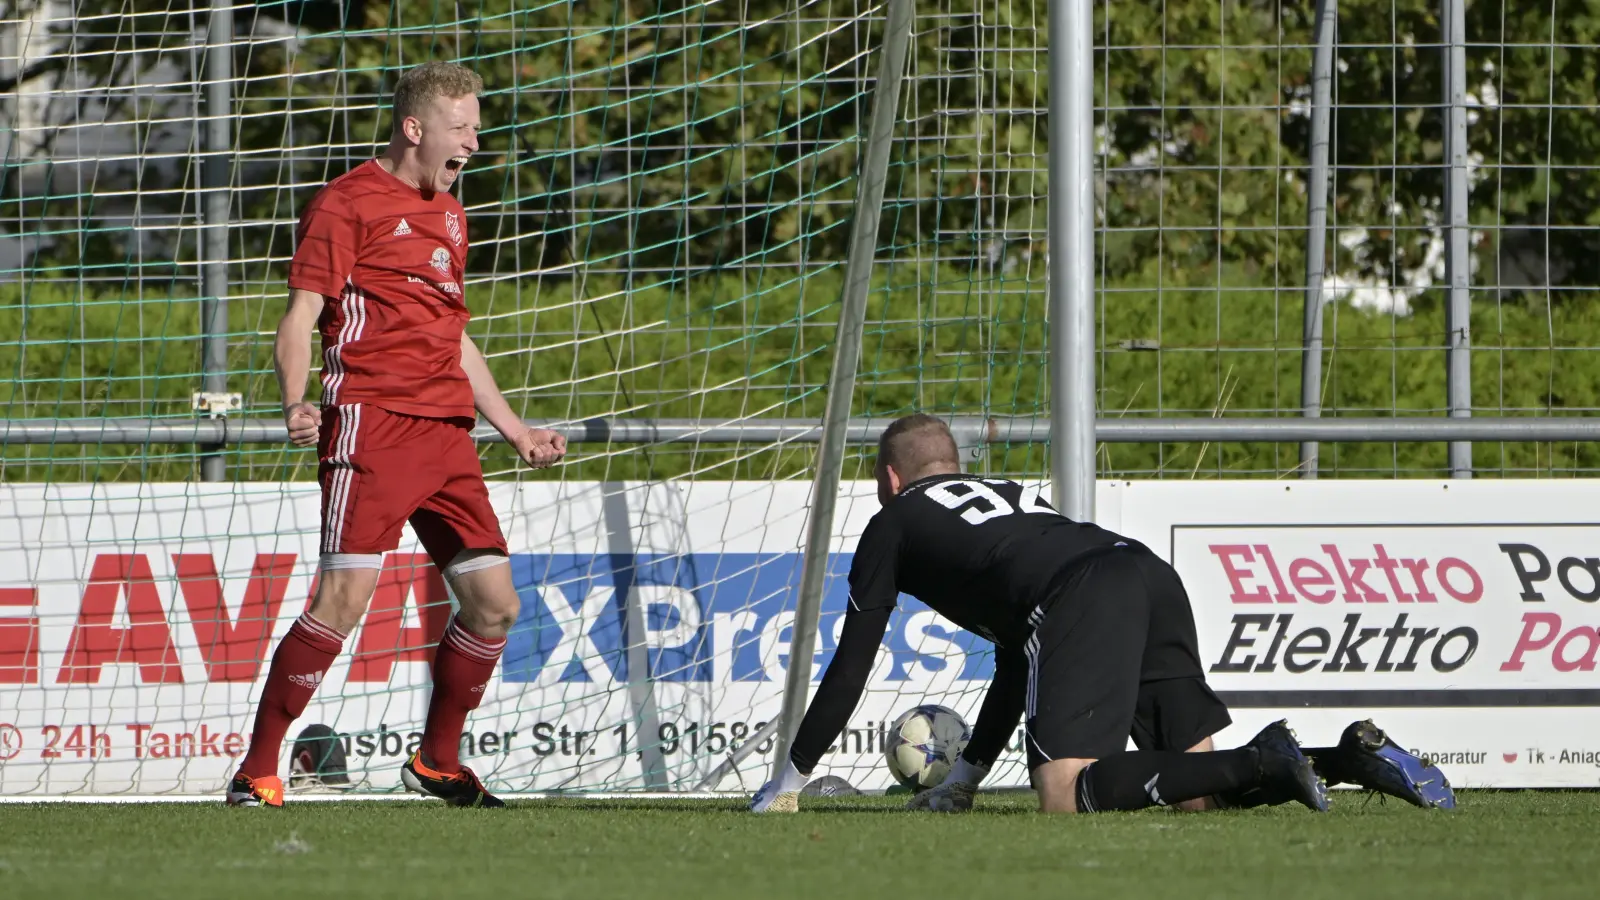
left=392, top=61, right=483, bottom=128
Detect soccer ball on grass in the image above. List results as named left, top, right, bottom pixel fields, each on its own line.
left=884, top=705, right=970, bottom=791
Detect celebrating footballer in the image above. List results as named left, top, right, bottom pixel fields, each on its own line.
left=227, top=61, right=564, bottom=809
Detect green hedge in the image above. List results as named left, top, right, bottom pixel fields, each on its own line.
left=5, top=268, right=1596, bottom=483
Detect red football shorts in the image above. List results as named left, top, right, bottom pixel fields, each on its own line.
left=317, top=404, right=507, bottom=565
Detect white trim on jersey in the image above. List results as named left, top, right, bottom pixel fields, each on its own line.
left=320, top=280, right=368, bottom=405
left=322, top=404, right=363, bottom=553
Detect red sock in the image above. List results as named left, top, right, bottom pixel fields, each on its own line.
left=420, top=616, right=505, bottom=774
left=237, top=613, right=346, bottom=778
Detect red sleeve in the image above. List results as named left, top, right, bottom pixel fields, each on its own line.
left=287, top=188, right=362, bottom=297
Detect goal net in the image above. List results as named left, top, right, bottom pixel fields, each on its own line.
left=0, top=0, right=1046, bottom=796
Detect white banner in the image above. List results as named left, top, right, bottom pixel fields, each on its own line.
left=0, top=481, right=997, bottom=796
left=1110, top=480, right=1600, bottom=789
left=1, top=479, right=1596, bottom=795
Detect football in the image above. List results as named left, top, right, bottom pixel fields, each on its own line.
left=884, top=705, right=971, bottom=790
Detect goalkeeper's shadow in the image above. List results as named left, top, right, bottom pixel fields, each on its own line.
left=500, top=798, right=1033, bottom=815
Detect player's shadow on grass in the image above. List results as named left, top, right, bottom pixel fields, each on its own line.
left=499, top=799, right=746, bottom=813
left=502, top=799, right=1034, bottom=814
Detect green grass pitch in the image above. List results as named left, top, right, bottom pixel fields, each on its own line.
left=0, top=792, right=1593, bottom=899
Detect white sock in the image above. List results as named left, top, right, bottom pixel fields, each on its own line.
left=947, top=757, right=990, bottom=787
left=773, top=759, right=809, bottom=794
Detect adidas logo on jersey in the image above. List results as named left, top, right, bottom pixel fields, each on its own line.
left=288, top=672, right=323, bottom=689
left=393, top=218, right=412, bottom=237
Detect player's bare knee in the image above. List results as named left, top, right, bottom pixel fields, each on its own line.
left=445, top=550, right=516, bottom=636
left=310, top=554, right=383, bottom=632
left=1033, top=758, right=1094, bottom=814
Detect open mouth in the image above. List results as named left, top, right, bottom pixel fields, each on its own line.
left=445, top=156, right=468, bottom=173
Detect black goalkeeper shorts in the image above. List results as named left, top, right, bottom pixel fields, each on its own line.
left=1023, top=546, right=1232, bottom=768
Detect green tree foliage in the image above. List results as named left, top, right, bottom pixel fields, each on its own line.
left=3, top=0, right=1598, bottom=483
left=20, top=0, right=1599, bottom=282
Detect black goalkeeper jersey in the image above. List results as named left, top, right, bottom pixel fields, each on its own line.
left=786, top=472, right=1142, bottom=774
left=847, top=472, right=1137, bottom=650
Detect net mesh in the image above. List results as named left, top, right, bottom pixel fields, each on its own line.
left=2, top=0, right=1599, bottom=796
left=0, top=0, right=1027, bottom=796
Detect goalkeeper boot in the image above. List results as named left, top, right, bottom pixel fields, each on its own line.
left=1247, top=719, right=1329, bottom=813
left=1336, top=720, right=1457, bottom=810
left=907, top=780, right=976, bottom=812
left=750, top=780, right=800, bottom=813
left=1214, top=783, right=1286, bottom=810
left=401, top=752, right=505, bottom=808
left=226, top=772, right=285, bottom=808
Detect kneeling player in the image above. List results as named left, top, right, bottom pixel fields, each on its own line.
left=752, top=415, right=1454, bottom=814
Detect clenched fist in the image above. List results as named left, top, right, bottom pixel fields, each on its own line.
left=513, top=427, right=567, bottom=469
left=283, top=402, right=319, bottom=448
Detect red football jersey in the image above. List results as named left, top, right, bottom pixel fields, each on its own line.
left=287, top=159, right=476, bottom=420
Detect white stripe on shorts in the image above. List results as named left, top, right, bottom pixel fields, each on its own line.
left=1024, top=605, right=1045, bottom=720
left=322, top=404, right=362, bottom=553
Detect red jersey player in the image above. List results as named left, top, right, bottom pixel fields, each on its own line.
left=227, top=61, right=565, bottom=808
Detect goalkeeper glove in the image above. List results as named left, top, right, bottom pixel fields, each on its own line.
left=907, top=757, right=989, bottom=813
left=750, top=759, right=809, bottom=813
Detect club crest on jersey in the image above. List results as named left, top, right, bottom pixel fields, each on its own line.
left=445, top=211, right=462, bottom=246
left=430, top=247, right=452, bottom=275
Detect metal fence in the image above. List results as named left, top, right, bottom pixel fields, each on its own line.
left=1086, top=0, right=1600, bottom=480
left=2, top=0, right=1597, bottom=486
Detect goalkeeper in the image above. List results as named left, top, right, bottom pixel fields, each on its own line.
left=752, top=415, right=1456, bottom=814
